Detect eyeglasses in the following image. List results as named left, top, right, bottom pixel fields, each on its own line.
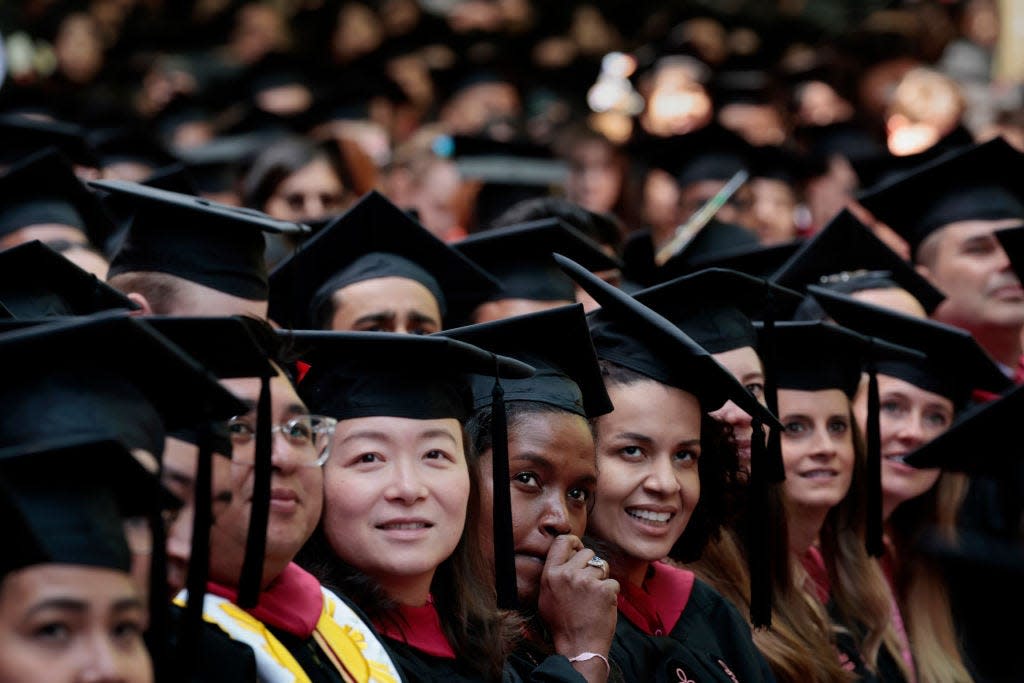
left=227, top=414, right=338, bottom=467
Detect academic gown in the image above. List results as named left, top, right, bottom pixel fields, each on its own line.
left=374, top=601, right=590, bottom=683
left=166, top=601, right=259, bottom=682
left=178, top=562, right=404, bottom=683
left=608, top=561, right=776, bottom=683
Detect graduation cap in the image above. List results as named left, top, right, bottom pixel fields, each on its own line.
left=771, top=209, right=945, bottom=315
left=0, top=435, right=177, bottom=576
left=807, top=285, right=1012, bottom=410
left=857, top=137, right=1024, bottom=257
left=438, top=303, right=613, bottom=419
left=95, top=179, right=310, bottom=301
left=0, top=148, right=119, bottom=252
left=686, top=239, right=802, bottom=279
left=453, top=218, right=623, bottom=304
left=0, top=240, right=139, bottom=318
left=904, top=383, right=1024, bottom=473
left=762, top=320, right=926, bottom=555
left=554, top=253, right=781, bottom=427
left=268, top=190, right=501, bottom=330
left=87, top=125, right=179, bottom=175
left=0, top=312, right=247, bottom=459
left=284, top=330, right=535, bottom=610
left=0, top=113, right=99, bottom=169
left=995, top=225, right=1024, bottom=285
left=654, top=219, right=761, bottom=283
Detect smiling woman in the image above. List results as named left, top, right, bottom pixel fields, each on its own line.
left=291, top=330, right=534, bottom=682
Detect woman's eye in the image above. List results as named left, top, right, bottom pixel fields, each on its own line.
left=880, top=401, right=905, bottom=416
left=924, top=411, right=951, bottom=429
left=356, top=452, right=380, bottom=464
left=567, top=487, right=591, bottom=503
left=424, top=449, right=448, bottom=460
left=112, top=620, right=145, bottom=642
left=619, top=445, right=643, bottom=459
left=827, top=418, right=849, bottom=434
left=674, top=449, right=699, bottom=464
left=783, top=421, right=806, bottom=435
left=33, top=622, right=71, bottom=642
left=745, top=383, right=765, bottom=399
left=512, top=472, right=539, bottom=488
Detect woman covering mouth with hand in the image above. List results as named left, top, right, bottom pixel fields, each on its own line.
left=442, top=303, right=622, bottom=682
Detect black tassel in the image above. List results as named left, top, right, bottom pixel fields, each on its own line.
left=761, top=293, right=785, bottom=484
left=490, top=373, right=518, bottom=610
left=146, top=507, right=170, bottom=682
left=866, top=357, right=884, bottom=557
left=238, top=376, right=271, bottom=607
left=178, top=425, right=213, bottom=680
left=747, top=416, right=772, bottom=628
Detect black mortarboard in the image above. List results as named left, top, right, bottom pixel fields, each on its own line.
left=746, top=144, right=814, bottom=186
left=287, top=331, right=534, bottom=422
left=995, top=225, right=1024, bottom=285
left=0, top=240, right=138, bottom=318
left=771, top=209, right=946, bottom=315
left=554, top=253, right=781, bottom=428
left=453, top=218, right=622, bottom=303
left=0, top=312, right=247, bottom=458
left=438, top=303, right=613, bottom=418
left=762, top=319, right=926, bottom=556
left=687, top=239, right=802, bottom=279
left=857, top=137, right=1024, bottom=256
left=634, top=268, right=804, bottom=354
left=764, top=320, right=922, bottom=397
left=88, top=125, right=179, bottom=173
left=0, top=435, right=177, bottom=576
left=268, top=190, right=501, bottom=330
left=904, top=383, right=1024, bottom=473
left=0, top=114, right=99, bottom=169
left=95, top=179, right=310, bottom=300
left=807, top=285, right=1011, bottom=410
left=0, top=148, right=119, bottom=251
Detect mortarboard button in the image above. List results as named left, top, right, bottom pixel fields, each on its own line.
left=771, top=208, right=946, bottom=315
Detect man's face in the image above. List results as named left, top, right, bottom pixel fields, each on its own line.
left=208, top=370, right=325, bottom=586
left=919, top=218, right=1024, bottom=332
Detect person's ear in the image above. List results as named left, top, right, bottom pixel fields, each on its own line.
left=126, top=292, right=153, bottom=315
left=915, top=263, right=937, bottom=286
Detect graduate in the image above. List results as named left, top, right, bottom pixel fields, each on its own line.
left=442, top=304, right=622, bottom=682
left=554, top=254, right=779, bottom=682
left=268, top=189, right=500, bottom=332
left=291, top=331, right=535, bottom=682
left=809, top=286, right=1011, bottom=683
left=0, top=436, right=176, bottom=683
left=632, top=268, right=850, bottom=683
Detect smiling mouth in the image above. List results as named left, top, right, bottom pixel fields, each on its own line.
left=799, top=469, right=837, bottom=479
left=377, top=522, right=432, bottom=530
left=626, top=508, right=673, bottom=524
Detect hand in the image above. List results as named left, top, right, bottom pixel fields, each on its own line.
left=537, top=535, right=619, bottom=681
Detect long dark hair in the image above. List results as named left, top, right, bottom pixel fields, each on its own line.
left=297, top=424, right=518, bottom=681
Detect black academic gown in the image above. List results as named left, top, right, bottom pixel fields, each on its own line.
left=166, top=603, right=259, bottom=682
left=609, top=561, right=776, bottom=683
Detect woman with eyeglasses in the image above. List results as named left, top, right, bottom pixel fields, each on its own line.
left=196, top=350, right=403, bottom=683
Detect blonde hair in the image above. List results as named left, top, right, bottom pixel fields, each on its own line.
left=888, top=67, right=965, bottom=133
